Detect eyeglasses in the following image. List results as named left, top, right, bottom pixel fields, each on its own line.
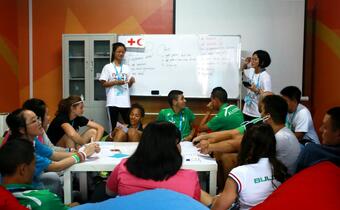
left=26, top=117, right=41, bottom=126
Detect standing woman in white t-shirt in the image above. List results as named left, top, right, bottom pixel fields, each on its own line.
left=211, top=123, right=289, bottom=210
left=241, top=50, right=272, bottom=121
left=100, top=42, right=135, bottom=134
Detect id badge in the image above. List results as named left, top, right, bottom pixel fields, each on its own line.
left=244, top=95, right=252, bottom=106
left=115, top=86, right=124, bottom=96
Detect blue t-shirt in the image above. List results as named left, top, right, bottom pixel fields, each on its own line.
left=33, top=138, right=53, bottom=187
left=72, top=189, right=208, bottom=210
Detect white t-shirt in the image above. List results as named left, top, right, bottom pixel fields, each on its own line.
left=229, top=158, right=281, bottom=210
left=275, top=127, right=301, bottom=174
left=286, top=104, right=320, bottom=144
left=99, top=63, right=131, bottom=107
left=243, top=69, right=272, bottom=117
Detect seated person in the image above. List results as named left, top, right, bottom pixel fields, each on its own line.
left=193, top=93, right=272, bottom=190
left=157, top=90, right=195, bottom=141
left=211, top=123, right=289, bottom=210
left=47, top=95, right=105, bottom=148
left=23, top=98, right=74, bottom=152
left=0, top=138, right=76, bottom=209
left=280, top=86, right=320, bottom=144
left=111, top=103, right=145, bottom=142
left=198, top=87, right=243, bottom=133
left=5, top=108, right=100, bottom=189
left=296, top=107, right=340, bottom=172
left=260, top=95, right=301, bottom=175
left=106, top=121, right=210, bottom=205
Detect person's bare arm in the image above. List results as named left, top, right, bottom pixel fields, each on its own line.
left=48, top=143, right=99, bottom=171
left=50, top=151, right=74, bottom=161
left=100, top=79, right=126, bottom=88
left=198, top=102, right=214, bottom=132
left=211, top=178, right=238, bottom=210
left=197, top=136, right=242, bottom=154
left=61, top=123, right=88, bottom=145
left=183, top=122, right=196, bottom=141
left=295, top=132, right=305, bottom=141
left=193, top=128, right=241, bottom=145
left=128, top=76, right=135, bottom=87
left=87, top=120, right=105, bottom=141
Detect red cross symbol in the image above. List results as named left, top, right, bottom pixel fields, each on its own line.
left=127, top=38, right=135, bottom=46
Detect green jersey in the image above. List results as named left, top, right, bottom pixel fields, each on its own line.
left=5, top=184, right=68, bottom=210
left=207, top=103, right=244, bottom=131
left=157, top=107, right=195, bottom=139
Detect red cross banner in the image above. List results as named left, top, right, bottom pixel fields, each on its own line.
left=119, top=35, right=144, bottom=48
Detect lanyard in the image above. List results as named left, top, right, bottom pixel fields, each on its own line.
left=172, top=111, right=183, bottom=132
left=286, top=110, right=297, bottom=130
left=178, top=112, right=183, bottom=132
left=252, top=71, right=261, bottom=89
left=114, top=63, right=123, bottom=80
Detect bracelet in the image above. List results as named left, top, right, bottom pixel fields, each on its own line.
left=77, top=152, right=85, bottom=162
left=80, top=151, right=87, bottom=160
left=71, top=154, right=80, bottom=163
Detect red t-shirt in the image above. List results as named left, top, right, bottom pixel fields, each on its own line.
left=106, top=159, right=201, bottom=201
left=0, top=186, right=28, bottom=210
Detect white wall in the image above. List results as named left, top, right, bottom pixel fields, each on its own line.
left=176, top=0, right=305, bottom=94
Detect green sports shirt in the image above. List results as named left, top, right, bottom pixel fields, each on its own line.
left=207, top=103, right=244, bottom=131
left=157, top=107, right=195, bottom=139
left=5, top=184, right=68, bottom=210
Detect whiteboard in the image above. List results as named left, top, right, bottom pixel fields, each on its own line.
left=118, top=34, right=241, bottom=98
left=175, top=0, right=305, bottom=94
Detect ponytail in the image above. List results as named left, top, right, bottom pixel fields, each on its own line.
left=56, top=95, right=82, bottom=116
left=5, top=109, right=27, bottom=141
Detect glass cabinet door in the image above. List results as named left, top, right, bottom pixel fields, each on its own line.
left=93, top=40, right=110, bottom=101
left=69, top=41, right=85, bottom=99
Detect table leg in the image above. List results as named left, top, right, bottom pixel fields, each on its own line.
left=209, top=170, right=217, bottom=196
left=64, top=170, right=73, bottom=204
left=79, top=172, right=88, bottom=201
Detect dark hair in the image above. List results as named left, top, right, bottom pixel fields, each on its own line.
left=22, top=98, right=47, bottom=125
left=0, top=138, right=35, bottom=176
left=262, top=95, right=288, bottom=124
left=125, top=121, right=182, bottom=181
left=56, top=95, right=82, bottom=117
left=253, top=50, right=271, bottom=68
left=211, top=87, right=228, bottom=103
left=129, top=103, right=145, bottom=118
left=167, top=90, right=183, bottom=107
left=327, top=107, right=340, bottom=131
left=238, top=123, right=289, bottom=184
left=6, top=108, right=27, bottom=140
left=280, top=86, right=302, bottom=103
left=111, top=42, right=126, bottom=62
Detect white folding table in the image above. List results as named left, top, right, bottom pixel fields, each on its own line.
left=63, top=141, right=217, bottom=203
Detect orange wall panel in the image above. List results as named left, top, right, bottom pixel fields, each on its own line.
left=17, top=0, right=29, bottom=106
left=309, top=0, right=340, bottom=135
left=30, top=0, right=173, bottom=116
left=0, top=0, right=19, bottom=112
left=313, top=37, right=340, bottom=131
